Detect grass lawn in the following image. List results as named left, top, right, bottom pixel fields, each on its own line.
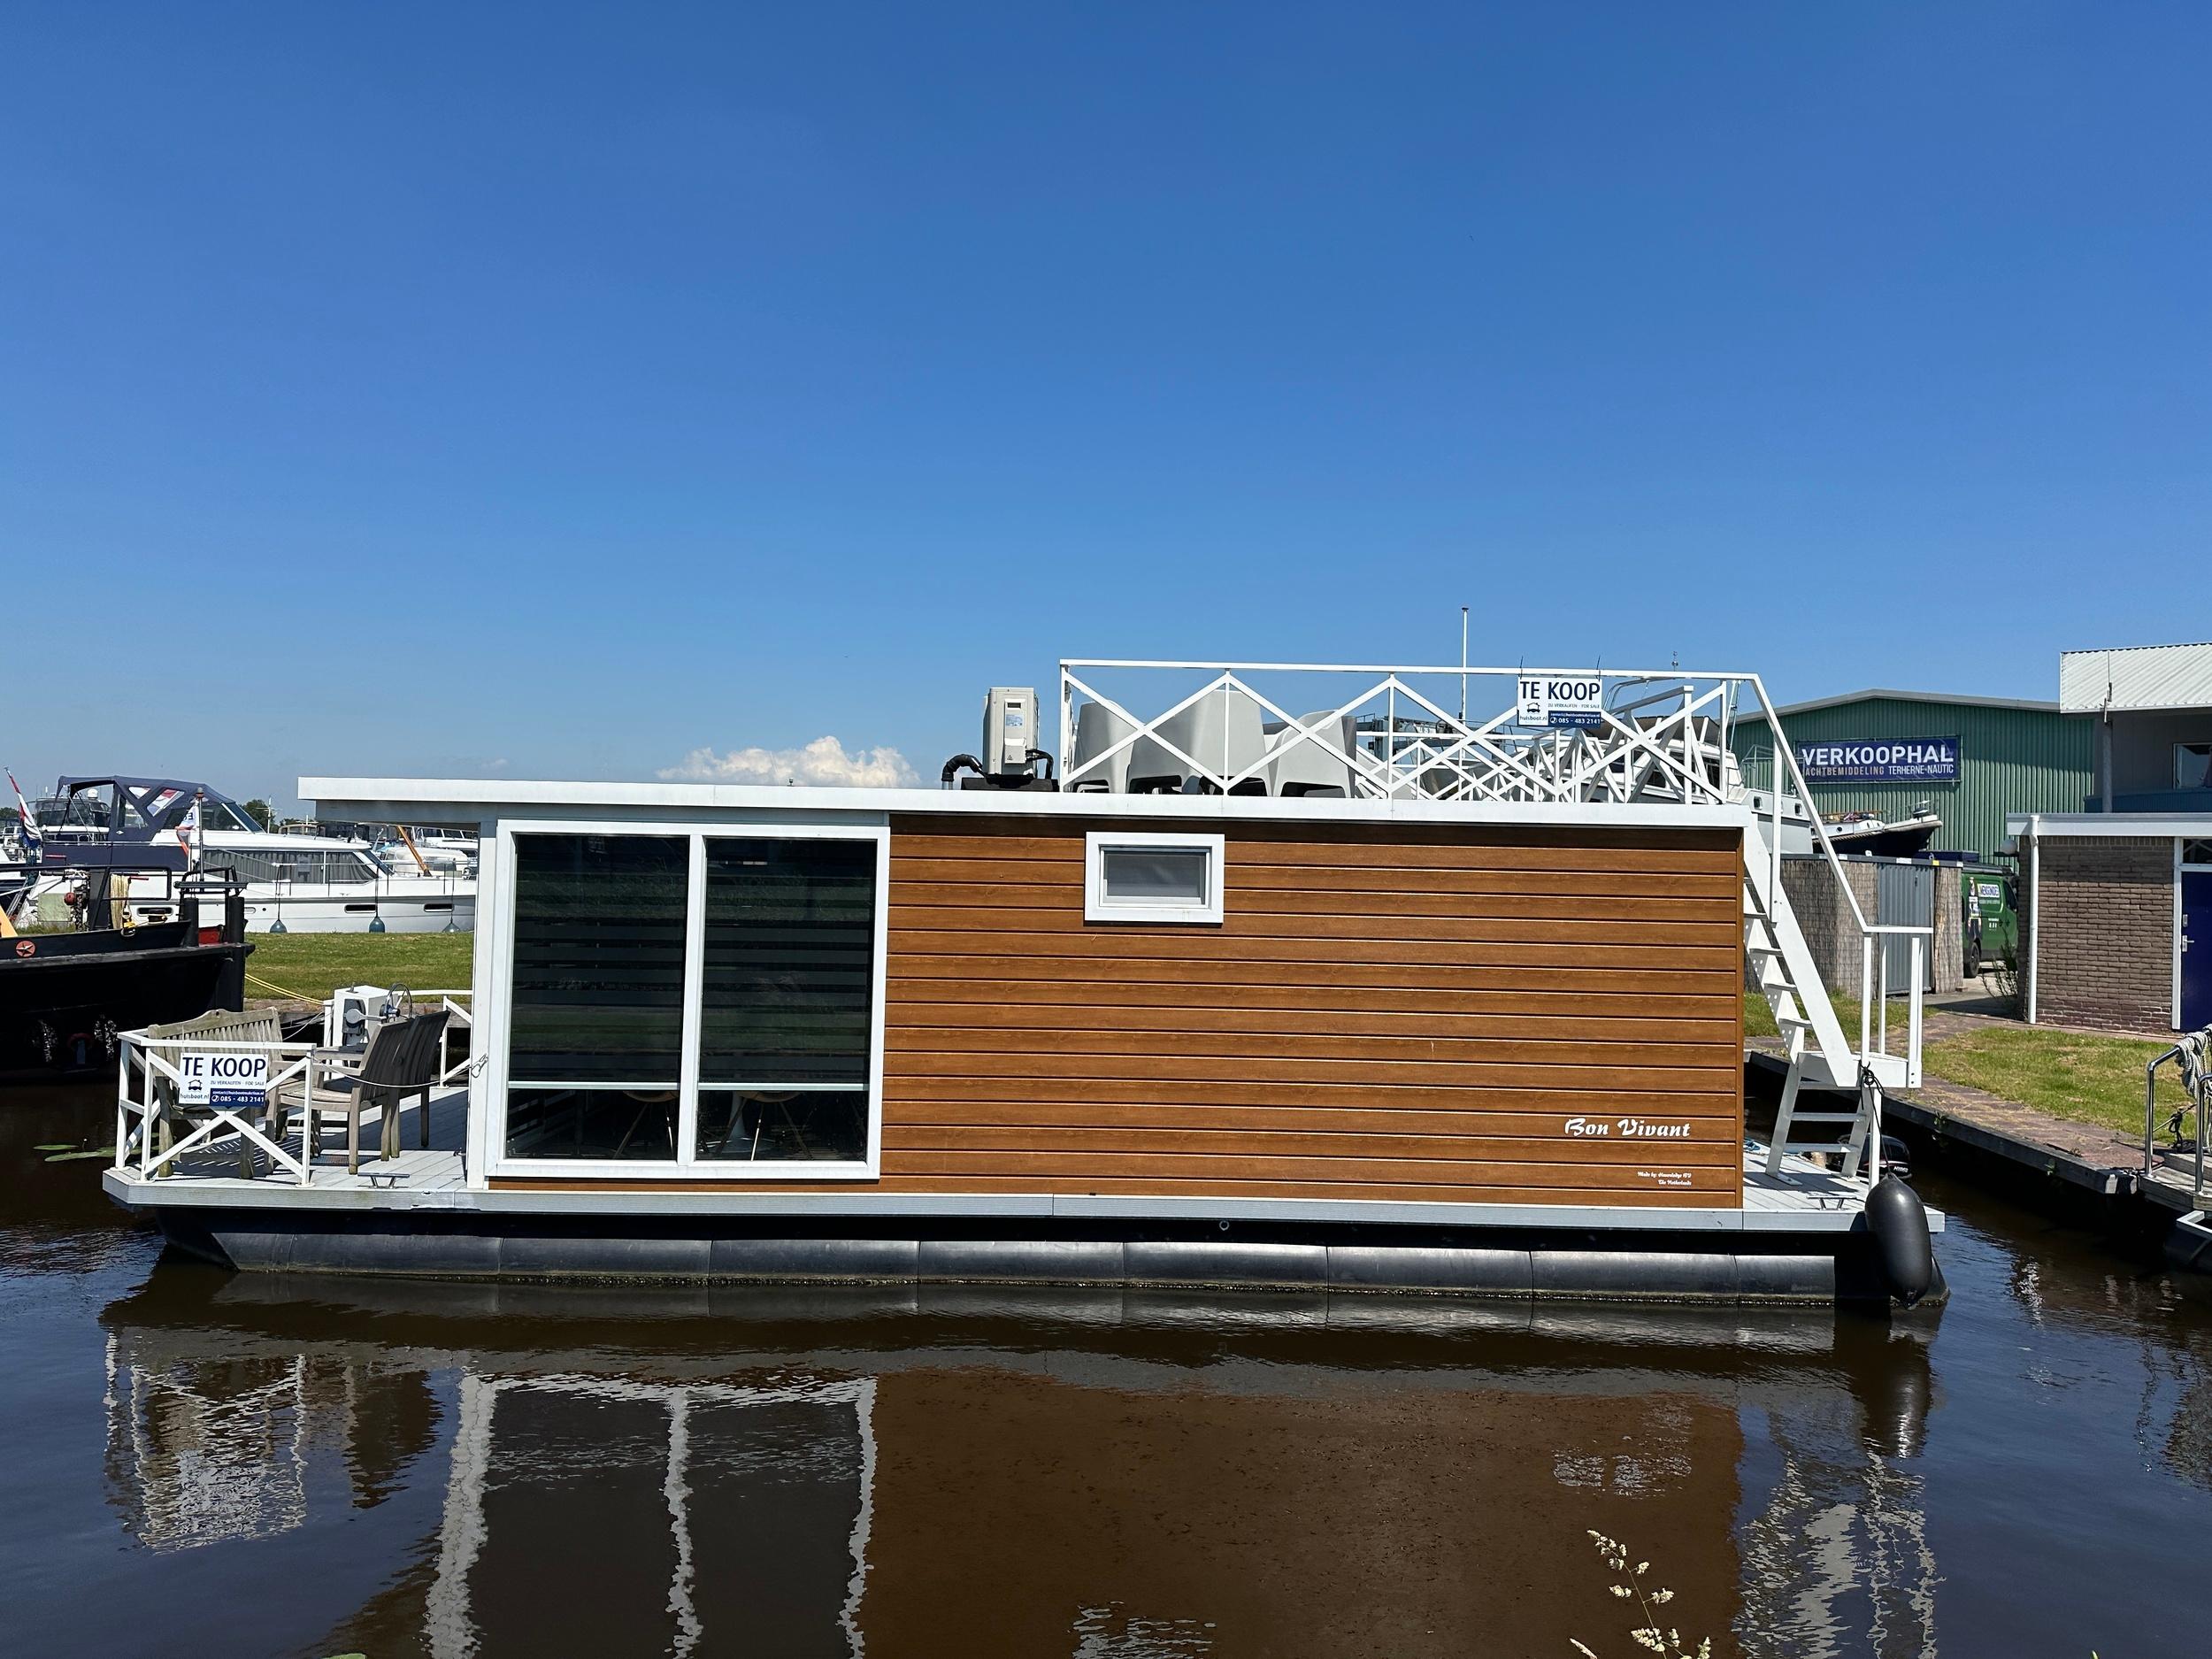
left=1920, top=1025, right=2184, bottom=1141
left=243, top=931, right=477, bottom=1003
left=1747, top=991, right=2190, bottom=1141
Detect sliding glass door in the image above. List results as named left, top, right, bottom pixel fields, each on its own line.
left=497, top=825, right=885, bottom=1174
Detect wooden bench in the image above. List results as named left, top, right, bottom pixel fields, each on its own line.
left=137, top=1007, right=289, bottom=1178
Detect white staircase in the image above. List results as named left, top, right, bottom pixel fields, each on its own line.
left=1743, top=823, right=1916, bottom=1179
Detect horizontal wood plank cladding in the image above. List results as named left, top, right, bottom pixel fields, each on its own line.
left=883, top=981, right=1740, bottom=1020
left=895, top=857, right=1741, bottom=900
left=594, top=814, right=1740, bottom=1209
left=891, top=956, right=1723, bottom=995
left=881, top=1152, right=1740, bottom=1190
left=488, top=1177, right=1728, bottom=1206
left=893, top=876, right=1742, bottom=910
left=883, top=1079, right=1742, bottom=1111
left=889, top=1002, right=1731, bottom=1042
left=886, top=1032, right=1735, bottom=1071
left=883, top=1099, right=1744, bottom=1130
left=891, top=931, right=1742, bottom=971
left=894, top=907, right=1737, bottom=946
left=882, top=1128, right=1740, bottom=1163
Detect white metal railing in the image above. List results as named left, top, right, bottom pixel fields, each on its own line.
left=424, top=991, right=475, bottom=1086
left=1061, top=658, right=1928, bottom=1115
left=113, top=987, right=476, bottom=1186
left=1059, top=659, right=1747, bottom=810
left=115, top=1033, right=323, bottom=1186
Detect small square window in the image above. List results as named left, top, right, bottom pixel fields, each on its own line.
left=1085, top=831, right=1225, bottom=925
left=2185, top=839, right=2212, bottom=869
left=2178, top=743, right=2212, bottom=791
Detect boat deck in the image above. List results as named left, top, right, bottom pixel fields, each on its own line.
left=112, top=1092, right=1939, bottom=1234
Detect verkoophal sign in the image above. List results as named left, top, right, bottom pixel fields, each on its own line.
left=1793, top=736, right=1961, bottom=784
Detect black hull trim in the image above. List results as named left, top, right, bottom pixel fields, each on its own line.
left=157, top=1208, right=1947, bottom=1310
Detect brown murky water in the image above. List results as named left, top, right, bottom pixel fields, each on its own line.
left=6, top=1081, right=2211, bottom=1657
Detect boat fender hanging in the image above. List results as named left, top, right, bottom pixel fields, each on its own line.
left=1865, top=1174, right=1935, bottom=1307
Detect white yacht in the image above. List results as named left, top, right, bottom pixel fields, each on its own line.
left=30, top=777, right=475, bottom=934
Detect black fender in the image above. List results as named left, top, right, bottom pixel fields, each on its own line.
left=1866, top=1175, right=1935, bottom=1307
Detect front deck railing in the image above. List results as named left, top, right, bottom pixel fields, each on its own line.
left=115, top=989, right=474, bottom=1186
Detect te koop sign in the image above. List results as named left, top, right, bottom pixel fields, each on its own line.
left=178, top=1049, right=273, bottom=1110
left=1517, top=674, right=1604, bottom=730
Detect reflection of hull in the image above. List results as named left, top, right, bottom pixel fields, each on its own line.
left=0, top=924, right=249, bottom=1069
left=95, top=1269, right=1942, bottom=1659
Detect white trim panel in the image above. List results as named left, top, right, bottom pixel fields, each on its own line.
left=489, top=816, right=889, bottom=1183
left=2008, top=811, right=2212, bottom=839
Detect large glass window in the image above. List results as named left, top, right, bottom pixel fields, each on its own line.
left=695, top=838, right=876, bottom=1164
left=496, top=827, right=882, bottom=1171
left=2177, top=743, right=2212, bottom=791
left=504, top=833, right=689, bottom=1161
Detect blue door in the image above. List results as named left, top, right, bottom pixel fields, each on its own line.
left=2185, top=871, right=2212, bottom=1030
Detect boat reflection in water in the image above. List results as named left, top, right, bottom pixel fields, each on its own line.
left=102, top=1276, right=1943, bottom=1658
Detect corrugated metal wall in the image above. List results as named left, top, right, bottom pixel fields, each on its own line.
left=1732, top=696, right=2093, bottom=859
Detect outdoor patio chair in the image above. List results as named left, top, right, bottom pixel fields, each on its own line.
left=274, top=1010, right=449, bottom=1175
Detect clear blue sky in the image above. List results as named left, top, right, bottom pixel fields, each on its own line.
left=6, top=4, right=2205, bottom=806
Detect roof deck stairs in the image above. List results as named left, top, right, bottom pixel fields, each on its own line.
left=1744, top=821, right=1914, bottom=1179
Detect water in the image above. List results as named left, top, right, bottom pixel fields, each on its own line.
left=7, top=1084, right=2212, bottom=1658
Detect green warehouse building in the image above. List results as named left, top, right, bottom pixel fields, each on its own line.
left=1731, top=689, right=2093, bottom=861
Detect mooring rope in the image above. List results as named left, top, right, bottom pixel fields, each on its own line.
left=243, top=970, right=312, bottom=1002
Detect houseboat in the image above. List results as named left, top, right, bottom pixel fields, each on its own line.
left=100, top=658, right=1941, bottom=1307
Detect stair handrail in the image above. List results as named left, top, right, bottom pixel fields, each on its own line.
left=1743, top=676, right=1929, bottom=1086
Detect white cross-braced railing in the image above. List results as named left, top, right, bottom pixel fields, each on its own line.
left=1057, top=659, right=1748, bottom=808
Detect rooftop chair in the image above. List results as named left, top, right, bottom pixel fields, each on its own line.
left=1155, top=685, right=1269, bottom=795
left=1067, top=701, right=1138, bottom=793
left=1265, top=711, right=1360, bottom=797
left=274, top=1010, right=449, bottom=1176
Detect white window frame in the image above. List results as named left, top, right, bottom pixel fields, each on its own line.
left=487, top=817, right=888, bottom=1181
left=1084, top=830, right=1225, bottom=926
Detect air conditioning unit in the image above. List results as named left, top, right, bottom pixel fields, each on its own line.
left=983, top=686, right=1037, bottom=779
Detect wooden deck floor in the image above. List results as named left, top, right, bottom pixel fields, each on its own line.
left=157, top=1087, right=471, bottom=1193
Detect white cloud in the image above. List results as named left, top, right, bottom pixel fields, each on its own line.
left=658, top=735, right=919, bottom=788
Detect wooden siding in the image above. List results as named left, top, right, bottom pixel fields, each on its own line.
left=495, top=815, right=1747, bottom=1205
left=877, top=817, right=1744, bottom=1207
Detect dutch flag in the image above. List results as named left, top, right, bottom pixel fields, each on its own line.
left=6, top=770, right=39, bottom=864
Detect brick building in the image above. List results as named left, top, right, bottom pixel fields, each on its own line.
left=2008, top=641, right=2212, bottom=1033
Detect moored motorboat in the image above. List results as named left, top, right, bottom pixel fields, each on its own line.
left=26, top=776, right=475, bottom=933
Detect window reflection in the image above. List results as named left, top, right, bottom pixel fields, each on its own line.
left=506, top=833, right=689, bottom=1160
left=695, top=838, right=876, bottom=1164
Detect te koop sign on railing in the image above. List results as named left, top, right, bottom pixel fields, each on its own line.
left=178, top=1049, right=273, bottom=1109
left=1516, top=674, right=1604, bottom=730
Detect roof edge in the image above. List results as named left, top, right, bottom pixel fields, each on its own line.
left=1736, top=688, right=2062, bottom=725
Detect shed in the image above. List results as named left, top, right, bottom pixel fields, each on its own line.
left=1732, top=689, right=2092, bottom=862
